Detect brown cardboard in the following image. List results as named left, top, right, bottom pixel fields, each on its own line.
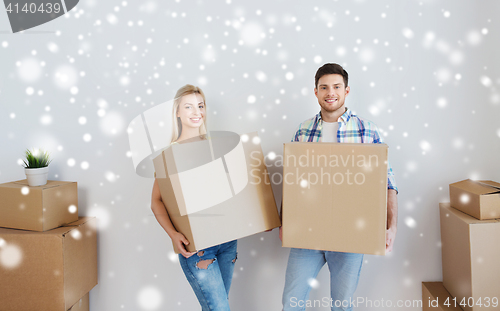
left=282, top=142, right=388, bottom=255
left=439, top=203, right=500, bottom=311
left=0, top=217, right=98, bottom=311
left=153, top=132, right=281, bottom=253
left=449, top=179, right=500, bottom=220
left=0, top=180, right=78, bottom=231
left=422, top=282, right=462, bottom=310
left=67, top=292, right=89, bottom=311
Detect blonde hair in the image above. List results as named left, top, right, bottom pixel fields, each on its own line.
left=170, top=84, right=207, bottom=143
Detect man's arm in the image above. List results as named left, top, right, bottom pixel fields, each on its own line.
left=386, top=189, right=398, bottom=252
left=278, top=202, right=283, bottom=241
left=371, top=124, right=398, bottom=252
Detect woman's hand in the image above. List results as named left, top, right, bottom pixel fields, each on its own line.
left=171, top=231, right=196, bottom=258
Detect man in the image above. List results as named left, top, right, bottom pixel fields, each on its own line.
left=280, top=63, right=398, bottom=311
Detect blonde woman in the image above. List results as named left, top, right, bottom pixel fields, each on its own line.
left=151, top=85, right=237, bottom=311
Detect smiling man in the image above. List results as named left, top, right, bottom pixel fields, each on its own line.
left=281, top=63, right=399, bottom=311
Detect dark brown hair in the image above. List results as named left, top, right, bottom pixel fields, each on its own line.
left=315, top=63, right=348, bottom=88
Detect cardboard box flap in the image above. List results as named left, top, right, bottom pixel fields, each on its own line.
left=64, top=217, right=94, bottom=227
left=0, top=180, right=48, bottom=190
left=0, top=217, right=94, bottom=236
left=10, top=179, right=75, bottom=190
left=0, top=180, right=76, bottom=190
left=42, top=217, right=96, bottom=236
left=441, top=203, right=499, bottom=224
left=0, top=181, right=20, bottom=188
left=0, top=227, right=32, bottom=235
left=451, top=179, right=500, bottom=195
left=68, top=293, right=89, bottom=311
left=475, top=180, right=500, bottom=192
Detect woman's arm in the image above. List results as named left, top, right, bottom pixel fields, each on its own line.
left=151, top=179, right=196, bottom=258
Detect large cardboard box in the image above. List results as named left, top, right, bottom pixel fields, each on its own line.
left=449, top=179, right=500, bottom=220
left=0, top=180, right=78, bottom=231
left=0, top=217, right=98, bottom=311
left=422, top=282, right=462, bottom=310
left=68, top=292, right=89, bottom=311
left=439, top=203, right=500, bottom=311
left=282, top=142, right=388, bottom=255
left=153, top=131, right=281, bottom=253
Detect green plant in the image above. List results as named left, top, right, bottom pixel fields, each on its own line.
left=23, top=148, right=52, bottom=168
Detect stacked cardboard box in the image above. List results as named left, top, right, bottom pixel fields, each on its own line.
left=423, top=180, right=500, bottom=311
left=0, top=179, right=97, bottom=311
left=448, top=180, right=500, bottom=220
left=0, top=180, right=79, bottom=231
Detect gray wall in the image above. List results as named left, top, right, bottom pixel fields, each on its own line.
left=1, top=0, right=499, bottom=310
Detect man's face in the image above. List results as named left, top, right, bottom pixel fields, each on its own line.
left=314, top=74, right=350, bottom=114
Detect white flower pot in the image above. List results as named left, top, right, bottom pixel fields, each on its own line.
left=25, top=166, right=49, bottom=186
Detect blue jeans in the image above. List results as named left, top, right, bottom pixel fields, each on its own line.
left=179, top=240, right=237, bottom=311
left=282, top=248, right=364, bottom=311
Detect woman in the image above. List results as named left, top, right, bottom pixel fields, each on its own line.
left=151, top=84, right=237, bottom=311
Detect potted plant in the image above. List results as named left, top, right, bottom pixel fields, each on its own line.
left=23, top=148, right=52, bottom=186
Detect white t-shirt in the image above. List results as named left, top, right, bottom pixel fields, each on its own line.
left=321, top=121, right=339, bottom=143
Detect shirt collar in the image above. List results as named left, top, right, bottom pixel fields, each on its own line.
left=317, top=107, right=352, bottom=124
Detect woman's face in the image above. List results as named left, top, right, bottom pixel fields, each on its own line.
left=176, top=93, right=205, bottom=130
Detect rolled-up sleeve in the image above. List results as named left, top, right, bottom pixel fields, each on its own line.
left=386, top=160, right=398, bottom=194
left=291, top=124, right=302, bottom=142
left=372, top=126, right=398, bottom=194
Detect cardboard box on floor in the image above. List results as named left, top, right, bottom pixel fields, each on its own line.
left=449, top=179, right=500, bottom=220
left=0, top=180, right=78, bottom=231
left=68, top=293, right=89, bottom=311
left=439, top=203, right=500, bottom=311
left=0, top=217, right=98, bottom=311
left=282, top=142, right=388, bottom=255
left=153, top=131, right=281, bottom=253
left=422, top=282, right=462, bottom=310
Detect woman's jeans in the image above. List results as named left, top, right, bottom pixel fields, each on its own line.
left=179, top=240, right=237, bottom=311
left=282, top=248, right=364, bottom=311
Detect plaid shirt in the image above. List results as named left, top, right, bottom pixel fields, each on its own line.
left=292, top=107, right=398, bottom=193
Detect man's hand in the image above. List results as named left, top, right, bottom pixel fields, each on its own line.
left=171, top=231, right=196, bottom=258
left=279, top=226, right=283, bottom=242
left=386, top=227, right=397, bottom=253
left=386, top=189, right=398, bottom=253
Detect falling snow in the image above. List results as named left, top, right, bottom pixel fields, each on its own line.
left=1, top=2, right=499, bottom=310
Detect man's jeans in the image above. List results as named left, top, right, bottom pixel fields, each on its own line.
left=283, top=248, right=363, bottom=311
left=179, top=240, right=237, bottom=311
